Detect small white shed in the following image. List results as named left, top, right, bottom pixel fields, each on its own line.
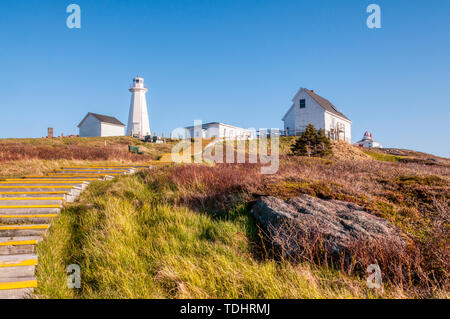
left=78, top=113, right=125, bottom=137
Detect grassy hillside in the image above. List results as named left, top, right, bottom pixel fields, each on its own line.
left=35, top=175, right=377, bottom=299
left=0, top=136, right=175, bottom=179
left=30, top=138, right=449, bottom=299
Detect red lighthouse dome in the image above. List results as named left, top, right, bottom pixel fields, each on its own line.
left=363, top=131, right=372, bottom=140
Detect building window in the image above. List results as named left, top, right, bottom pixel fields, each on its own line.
left=299, top=99, right=306, bottom=108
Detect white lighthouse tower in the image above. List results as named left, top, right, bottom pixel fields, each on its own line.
left=127, top=76, right=150, bottom=138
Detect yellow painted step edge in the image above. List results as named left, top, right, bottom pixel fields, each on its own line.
left=57, top=166, right=134, bottom=170
left=7, top=178, right=96, bottom=181
left=0, top=280, right=37, bottom=290
left=55, top=169, right=127, bottom=172
left=47, top=174, right=122, bottom=176
left=0, top=192, right=67, bottom=195
left=6, top=179, right=98, bottom=181
left=0, top=259, right=37, bottom=267
left=0, top=186, right=74, bottom=189
left=0, top=240, right=38, bottom=246
left=0, top=181, right=85, bottom=184
left=61, top=166, right=136, bottom=170
left=0, top=197, right=64, bottom=200
left=0, top=225, right=49, bottom=230
left=0, top=214, right=58, bottom=218
left=0, top=205, right=61, bottom=209
left=48, top=172, right=119, bottom=177
left=24, top=175, right=105, bottom=177
left=47, top=173, right=121, bottom=175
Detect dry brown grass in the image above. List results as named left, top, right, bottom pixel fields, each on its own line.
left=139, top=150, right=449, bottom=296
left=331, top=141, right=372, bottom=161
left=0, top=136, right=176, bottom=161
left=0, top=159, right=152, bottom=180
left=4, top=136, right=448, bottom=297
left=0, top=136, right=177, bottom=178
left=267, top=220, right=446, bottom=296
left=0, top=143, right=153, bottom=162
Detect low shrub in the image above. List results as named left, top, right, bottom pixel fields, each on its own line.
left=291, top=124, right=333, bottom=157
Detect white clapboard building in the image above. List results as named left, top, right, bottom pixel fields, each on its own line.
left=184, top=122, right=255, bottom=140
left=282, top=88, right=352, bottom=142
left=78, top=112, right=125, bottom=137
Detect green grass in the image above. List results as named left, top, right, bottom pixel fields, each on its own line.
left=394, top=174, right=447, bottom=186
left=35, top=174, right=377, bottom=299
left=362, top=150, right=404, bottom=162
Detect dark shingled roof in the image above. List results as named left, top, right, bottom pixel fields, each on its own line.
left=78, top=112, right=125, bottom=127
left=304, top=89, right=350, bottom=121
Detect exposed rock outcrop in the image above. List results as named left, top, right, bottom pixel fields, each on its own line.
left=251, top=195, right=406, bottom=258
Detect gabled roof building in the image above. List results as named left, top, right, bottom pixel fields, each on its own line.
left=282, top=88, right=351, bottom=142
left=77, top=112, right=125, bottom=137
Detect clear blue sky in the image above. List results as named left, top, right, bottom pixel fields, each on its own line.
left=0, top=0, right=449, bottom=157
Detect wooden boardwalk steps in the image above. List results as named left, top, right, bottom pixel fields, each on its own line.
left=0, top=163, right=152, bottom=299
left=0, top=237, right=40, bottom=255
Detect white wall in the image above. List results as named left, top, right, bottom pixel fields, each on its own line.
left=185, top=123, right=253, bottom=140
left=283, top=105, right=295, bottom=135
left=127, top=77, right=150, bottom=137
left=218, top=124, right=253, bottom=139
left=283, top=90, right=325, bottom=135
left=283, top=89, right=352, bottom=142
left=79, top=115, right=125, bottom=137
left=324, top=112, right=351, bottom=142
left=79, top=115, right=101, bottom=137
left=206, top=123, right=220, bottom=138
left=101, top=123, right=125, bottom=137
